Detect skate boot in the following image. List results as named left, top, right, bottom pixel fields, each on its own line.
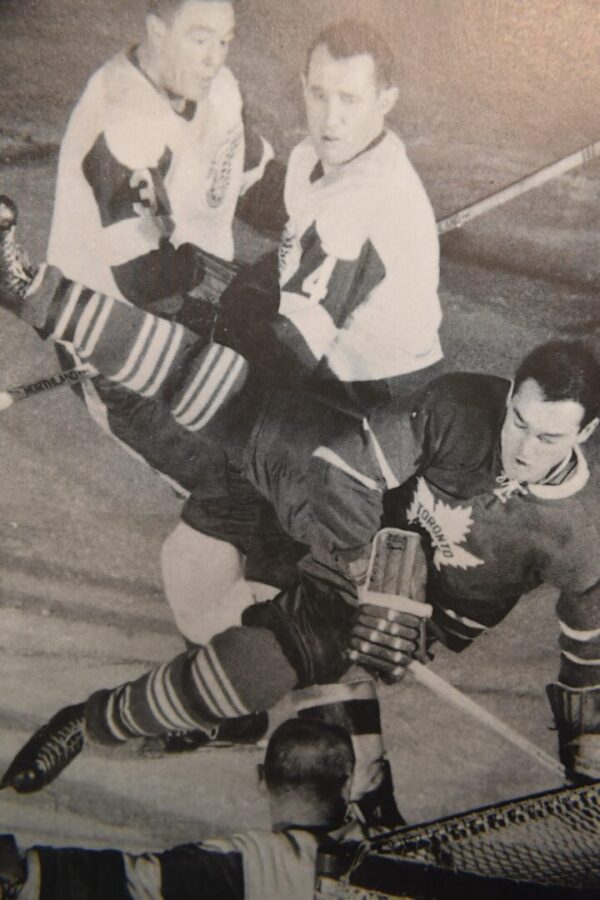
left=142, top=710, right=269, bottom=756
left=0, top=196, right=34, bottom=314
left=0, top=703, right=86, bottom=793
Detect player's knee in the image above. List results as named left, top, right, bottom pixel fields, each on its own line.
left=209, top=625, right=298, bottom=712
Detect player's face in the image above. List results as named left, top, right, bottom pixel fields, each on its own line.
left=303, top=43, right=398, bottom=168
left=500, top=378, right=597, bottom=484
left=153, top=0, right=235, bottom=101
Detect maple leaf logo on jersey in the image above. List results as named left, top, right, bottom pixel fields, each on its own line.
left=407, top=478, right=484, bottom=571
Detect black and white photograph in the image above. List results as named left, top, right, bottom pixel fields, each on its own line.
left=0, top=0, right=599, bottom=896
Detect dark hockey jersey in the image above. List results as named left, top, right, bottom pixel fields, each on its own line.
left=302, top=373, right=600, bottom=688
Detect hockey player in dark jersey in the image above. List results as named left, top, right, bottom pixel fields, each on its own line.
left=0, top=718, right=364, bottom=900
left=1, top=208, right=599, bottom=793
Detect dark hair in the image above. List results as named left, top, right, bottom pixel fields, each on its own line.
left=264, top=718, right=355, bottom=808
left=306, top=19, right=397, bottom=87
left=514, top=340, right=600, bottom=427
left=147, top=0, right=235, bottom=18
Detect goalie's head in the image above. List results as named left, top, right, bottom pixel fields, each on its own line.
left=144, top=0, right=236, bottom=102
left=501, top=340, right=600, bottom=485
left=260, top=718, right=355, bottom=828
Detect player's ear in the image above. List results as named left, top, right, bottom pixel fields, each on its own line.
left=146, top=12, right=167, bottom=47
left=377, top=85, right=399, bottom=117
left=576, top=416, right=599, bottom=445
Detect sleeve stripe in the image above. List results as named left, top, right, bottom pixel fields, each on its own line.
left=364, top=420, right=400, bottom=489
left=561, top=649, right=600, bottom=666
left=52, top=281, right=84, bottom=341
left=184, top=354, right=246, bottom=431
left=443, top=607, right=486, bottom=631
left=79, top=294, right=115, bottom=358
left=560, top=621, right=600, bottom=641
left=312, top=446, right=381, bottom=492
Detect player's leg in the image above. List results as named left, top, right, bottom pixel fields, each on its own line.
left=1, top=577, right=354, bottom=792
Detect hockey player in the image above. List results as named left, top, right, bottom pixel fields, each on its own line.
left=2, top=214, right=599, bottom=792
left=0, top=718, right=362, bottom=900
left=47, top=0, right=275, bottom=492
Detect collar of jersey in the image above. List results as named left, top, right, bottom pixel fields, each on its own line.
left=527, top=445, right=589, bottom=499
left=309, top=129, right=388, bottom=183
left=127, top=45, right=197, bottom=120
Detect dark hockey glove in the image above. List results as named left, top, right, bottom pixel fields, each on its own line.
left=349, top=594, right=432, bottom=681
left=0, top=835, right=25, bottom=900
left=547, top=683, right=600, bottom=784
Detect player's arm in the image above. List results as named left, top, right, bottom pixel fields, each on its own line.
left=235, top=106, right=286, bottom=235
left=304, top=387, right=436, bottom=560
left=542, top=541, right=600, bottom=782
left=0, top=834, right=243, bottom=900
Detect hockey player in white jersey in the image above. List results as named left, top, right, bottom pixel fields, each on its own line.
left=47, top=0, right=275, bottom=493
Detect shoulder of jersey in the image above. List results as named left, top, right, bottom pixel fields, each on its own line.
left=96, top=52, right=177, bottom=168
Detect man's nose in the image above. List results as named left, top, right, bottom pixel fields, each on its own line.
left=203, top=43, right=222, bottom=72
left=324, top=97, right=343, bottom=130
left=518, top=432, right=538, bottom=462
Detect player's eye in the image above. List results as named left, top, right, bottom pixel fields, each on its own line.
left=513, top=411, right=526, bottom=429
left=539, top=434, right=559, bottom=445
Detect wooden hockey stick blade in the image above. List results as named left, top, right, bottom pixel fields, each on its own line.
left=437, top=136, right=600, bottom=234
left=408, top=659, right=564, bottom=777
left=0, top=366, right=91, bottom=410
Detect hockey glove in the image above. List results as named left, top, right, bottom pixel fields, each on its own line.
left=0, top=835, right=25, bottom=900
left=349, top=594, right=431, bottom=681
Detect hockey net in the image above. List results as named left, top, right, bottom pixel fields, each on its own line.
left=316, top=781, right=600, bottom=898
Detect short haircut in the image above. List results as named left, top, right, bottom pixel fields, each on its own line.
left=514, top=340, right=600, bottom=427
left=264, top=718, right=355, bottom=809
left=147, top=0, right=235, bottom=19
left=306, top=19, right=397, bottom=87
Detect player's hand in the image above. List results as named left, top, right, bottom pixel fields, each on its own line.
left=0, top=835, right=25, bottom=899
left=348, top=601, right=424, bottom=681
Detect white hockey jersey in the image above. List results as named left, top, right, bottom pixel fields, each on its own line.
left=47, top=49, right=272, bottom=303
left=277, top=131, right=442, bottom=382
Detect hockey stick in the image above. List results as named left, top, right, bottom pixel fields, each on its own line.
left=365, top=529, right=564, bottom=778
left=408, top=660, right=564, bottom=776
left=437, top=136, right=600, bottom=234
left=0, top=366, right=90, bottom=411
